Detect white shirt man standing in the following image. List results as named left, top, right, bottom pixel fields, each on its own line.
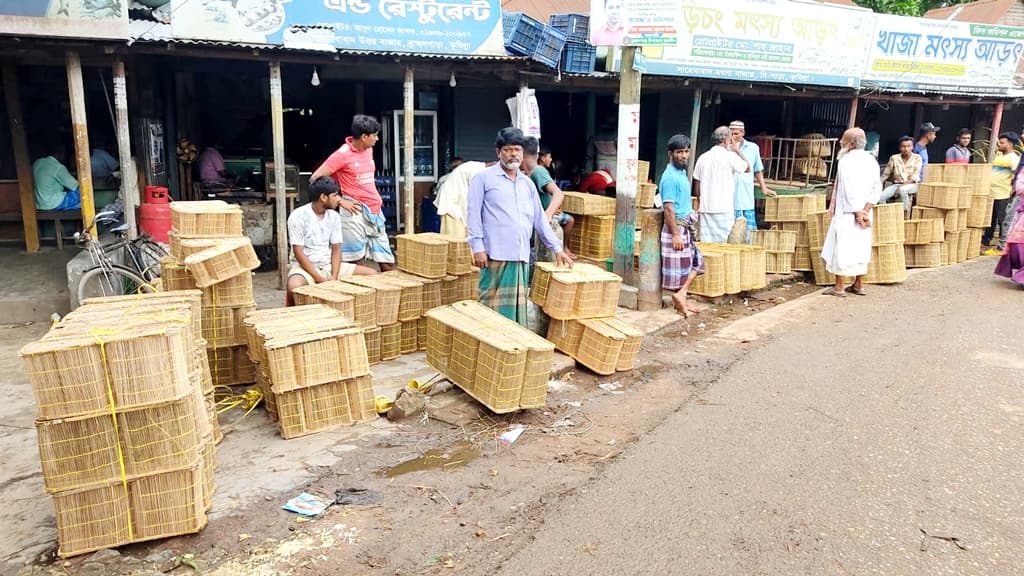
left=692, top=125, right=750, bottom=243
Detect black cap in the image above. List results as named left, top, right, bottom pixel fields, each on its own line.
left=920, top=122, right=941, bottom=132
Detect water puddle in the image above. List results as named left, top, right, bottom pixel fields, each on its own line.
left=383, top=442, right=480, bottom=478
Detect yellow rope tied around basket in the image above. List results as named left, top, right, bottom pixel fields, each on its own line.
left=213, top=386, right=263, bottom=427
left=90, top=327, right=134, bottom=542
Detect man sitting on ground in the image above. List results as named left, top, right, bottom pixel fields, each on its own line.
left=286, top=177, right=375, bottom=306
left=880, top=136, right=922, bottom=219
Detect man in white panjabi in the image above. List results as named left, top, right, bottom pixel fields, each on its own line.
left=692, top=126, right=750, bottom=243
left=821, top=128, right=881, bottom=297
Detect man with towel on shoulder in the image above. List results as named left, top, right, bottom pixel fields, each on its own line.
left=692, top=126, right=750, bottom=243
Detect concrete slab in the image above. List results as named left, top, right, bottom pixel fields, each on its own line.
left=0, top=247, right=73, bottom=322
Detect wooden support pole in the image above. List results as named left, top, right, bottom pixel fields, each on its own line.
left=66, top=51, right=95, bottom=228
left=585, top=92, right=596, bottom=172
left=269, top=60, right=288, bottom=289
left=847, top=95, right=859, bottom=129
left=637, top=208, right=663, bottom=311
left=112, top=59, right=138, bottom=239
left=989, top=101, right=1004, bottom=162
left=613, top=47, right=641, bottom=285
left=2, top=63, right=39, bottom=253
left=688, top=88, right=702, bottom=188
left=403, top=65, right=415, bottom=233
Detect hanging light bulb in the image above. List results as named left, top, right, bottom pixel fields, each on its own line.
left=448, top=72, right=457, bottom=88
left=311, top=66, right=321, bottom=87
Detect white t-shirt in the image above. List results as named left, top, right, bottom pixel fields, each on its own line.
left=692, top=145, right=748, bottom=214
left=287, top=203, right=341, bottom=267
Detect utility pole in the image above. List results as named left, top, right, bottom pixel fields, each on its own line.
left=403, top=65, right=415, bottom=233
left=613, top=47, right=642, bottom=285
left=113, top=58, right=138, bottom=239
left=269, top=61, right=288, bottom=289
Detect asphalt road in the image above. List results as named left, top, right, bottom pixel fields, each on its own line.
left=494, top=259, right=1023, bottom=576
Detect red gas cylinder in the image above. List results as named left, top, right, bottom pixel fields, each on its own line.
left=139, top=203, right=172, bottom=243
left=145, top=185, right=169, bottom=204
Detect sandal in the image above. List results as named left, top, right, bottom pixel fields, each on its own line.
left=822, top=287, right=847, bottom=298
left=845, top=285, right=867, bottom=296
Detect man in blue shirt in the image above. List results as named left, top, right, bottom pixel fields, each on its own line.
left=913, top=122, right=940, bottom=181
left=660, top=134, right=704, bottom=318
left=730, top=121, right=775, bottom=242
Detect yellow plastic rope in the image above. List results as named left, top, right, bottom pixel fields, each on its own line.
left=90, top=328, right=134, bottom=542
left=214, top=386, right=263, bottom=426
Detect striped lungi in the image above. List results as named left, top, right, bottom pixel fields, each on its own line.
left=479, top=260, right=530, bottom=326
left=661, top=216, right=704, bottom=291
left=699, top=212, right=733, bottom=243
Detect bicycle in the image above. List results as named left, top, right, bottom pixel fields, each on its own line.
left=72, top=210, right=168, bottom=308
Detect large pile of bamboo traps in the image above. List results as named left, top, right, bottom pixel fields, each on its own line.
left=19, top=290, right=216, bottom=557
left=425, top=300, right=554, bottom=413
left=161, top=201, right=259, bottom=389
left=243, top=305, right=375, bottom=439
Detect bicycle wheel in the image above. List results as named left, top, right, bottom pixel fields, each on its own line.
left=76, top=265, right=156, bottom=308
left=135, top=238, right=168, bottom=281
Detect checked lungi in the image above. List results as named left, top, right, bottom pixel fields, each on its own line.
left=661, top=215, right=704, bottom=291
left=478, top=260, right=530, bottom=326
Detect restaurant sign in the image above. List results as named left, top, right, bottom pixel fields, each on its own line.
left=0, top=0, right=129, bottom=40
left=862, top=14, right=1024, bottom=95
left=616, top=0, right=875, bottom=88
left=170, top=0, right=504, bottom=56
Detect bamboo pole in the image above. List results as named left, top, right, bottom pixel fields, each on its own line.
left=66, top=51, right=96, bottom=228
left=113, top=58, right=138, bottom=239
left=269, top=61, right=288, bottom=289
left=2, top=63, right=39, bottom=252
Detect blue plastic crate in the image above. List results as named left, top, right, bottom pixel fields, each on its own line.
left=375, top=176, right=396, bottom=203
left=503, top=11, right=545, bottom=57
left=532, top=25, right=567, bottom=69
left=559, top=41, right=596, bottom=74
left=549, top=13, right=589, bottom=43
left=502, top=11, right=518, bottom=45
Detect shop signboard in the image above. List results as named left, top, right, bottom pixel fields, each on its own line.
left=611, top=0, right=875, bottom=88
left=862, top=14, right=1024, bottom=95
left=588, top=0, right=682, bottom=46
left=0, top=0, right=129, bottom=39
left=169, top=0, right=504, bottom=56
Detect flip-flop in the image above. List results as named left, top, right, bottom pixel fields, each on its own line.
left=845, top=286, right=867, bottom=296
left=822, top=287, right=847, bottom=298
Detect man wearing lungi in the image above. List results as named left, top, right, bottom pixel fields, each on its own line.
left=467, top=127, right=573, bottom=325
left=692, top=126, right=750, bottom=243
left=660, top=134, right=705, bottom=317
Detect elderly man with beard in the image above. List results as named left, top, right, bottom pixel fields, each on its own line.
left=467, top=127, right=573, bottom=325
left=660, top=134, right=705, bottom=317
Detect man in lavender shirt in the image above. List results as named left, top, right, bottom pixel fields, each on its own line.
left=467, top=127, right=573, bottom=325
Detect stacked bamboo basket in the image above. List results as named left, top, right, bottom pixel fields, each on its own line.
left=688, top=243, right=768, bottom=298
left=918, top=163, right=993, bottom=264
left=751, top=229, right=798, bottom=274
left=805, top=204, right=907, bottom=285
left=161, top=201, right=260, bottom=389
left=762, top=194, right=827, bottom=272
left=243, top=305, right=375, bottom=439
left=562, top=192, right=616, bottom=260
left=20, top=290, right=216, bottom=557
left=530, top=262, right=642, bottom=376
left=425, top=300, right=556, bottom=413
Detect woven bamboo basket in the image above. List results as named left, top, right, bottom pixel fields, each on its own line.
left=601, top=317, right=643, bottom=372
left=415, top=233, right=475, bottom=275
left=967, top=194, right=994, bottom=228
left=570, top=319, right=625, bottom=376
left=396, top=233, right=449, bottom=279
left=530, top=262, right=621, bottom=320
left=417, top=317, right=428, bottom=351
left=872, top=203, right=905, bottom=246
left=956, top=183, right=973, bottom=209
left=864, top=243, right=907, bottom=284
left=207, top=344, right=257, bottom=386
left=22, top=324, right=194, bottom=421
left=199, top=434, right=216, bottom=508
left=53, top=462, right=207, bottom=558
left=793, top=157, right=828, bottom=179
left=940, top=241, right=949, bottom=265
left=424, top=311, right=458, bottom=373
left=77, top=291, right=203, bottom=340
left=721, top=248, right=742, bottom=294
left=956, top=208, right=969, bottom=231
left=572, top=215, right=615, bottom=259
left=342, top=276, right=402, bottom=325
left=255, top=367, right=277, bottom=420
left=264, top=328, right=369, bottom=393
left=302, top=281, right=376, bottom=329
left=201, top=393, right=219, bottom=450
left=905, top=243, right=942, bottom=268
left=779, top=222, right=809, bottom=247
left=764, top=194, right=826, bottom=222
left=637, top=159, right=650, bottom=183
left=468, top=326, right=529, bottom=413
left=805, top=211, right=831, bottom=251
left=202, top=303, right=255, bottom=349
left=923, top=163, right=967, bottom=184
left=170, top=200, right=243, bottom=238
left=546, top=318, right=586, bottom=356
left=440, top=275, right=459, bottom=305
left=943, top=232, right=959, bottom=265
left=400, top=320, right=418, bottom=354
left=927, top=218, right=946, bottom=242
left=561, top=191, right=616, bottom=215
left=636, top=182, right=657, bottom=208
left=792, top=245, right=813, bottom=272
left=184, top=238, right=260, bottom=288
left=689, top=250, right=725, bottom=297
left=808, top=249, right=834, bottom=286
left=389, top=271, right=442, bottom=311
left=967, top=228, right=983, bottom=259
left=749, top=227, right=794, bottom=252
left=193, top=345, right=213, bottom=395
left=378, top=271, right=425, bottom=321
left=169, top=235, right=222, bottom=261
left=273, top=375, right=375, bottom=440
left=956, top=230, right=971, bottom=262
left=764, top=251, right=794, bottom=274
left=736, top=245, right=767, bottom=291
left=965, top=163, right=991, bottom=193
left=512, top=329, right=555, bottom=410
left=917, top=183, right=967, bottom=210
left=242, top=305, right=346, bottom=364
left=904, top=219, right=938, bottom=245
left=794, top=135, right=832, bottom=157
left=292, top=284, right=356, bottom=321
left=36, top=394, right=201, bottom=494
left=380, top=322, right=401, bottom=360
left=363, top=327, right=382, bottom=364
left=454, top=269, right=479, bottom=302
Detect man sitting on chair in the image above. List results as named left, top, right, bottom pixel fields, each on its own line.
left=32, top=145, right=81, bottom=211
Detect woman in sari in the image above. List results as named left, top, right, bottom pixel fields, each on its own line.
left=994, top=199, right=1024, bottom=287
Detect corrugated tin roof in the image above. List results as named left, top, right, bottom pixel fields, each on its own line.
left=924, top=0, right=1017, bottom=23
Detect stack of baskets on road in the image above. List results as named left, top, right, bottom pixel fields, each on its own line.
left=761, top=194, right=826, bottom=272
left=752, top=229, right=798, bottom=274
left=243, top=305, right=375, bottom=439
left=161, top=200, right=260, bottom=388
left=562, top=192, right=616, bottom=261
left=20, top=290, right=217, bottom=557
left=688, top=243, right=767, bottom=298
left=805, top=204, right=907, bottom=285
left=531, top=262, right=643, bottom=377
left=921, top=163, right=992, bottom=262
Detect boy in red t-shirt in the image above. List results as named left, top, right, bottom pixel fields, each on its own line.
left=310, top=115, right=395, bottom=271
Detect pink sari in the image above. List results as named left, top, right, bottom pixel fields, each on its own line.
left=994, top=199, right=1024, bottom=286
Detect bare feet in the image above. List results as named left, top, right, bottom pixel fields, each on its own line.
left=672, top=291, right=703, bottom=318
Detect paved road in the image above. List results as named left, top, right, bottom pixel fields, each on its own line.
left=495, top=259, right=1023, bottom=576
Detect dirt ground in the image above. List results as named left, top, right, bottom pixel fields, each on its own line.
left=7, top=280, right=818, bottom=576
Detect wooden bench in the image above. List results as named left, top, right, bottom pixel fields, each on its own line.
left=0, top=210, right=83, bottom=250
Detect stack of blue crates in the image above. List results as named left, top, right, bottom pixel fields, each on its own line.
left=375, top=175, right=398, bottom=233
left=502, top=11, right=568, bottom=69
left=550, top=13, right=596, bottom=74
